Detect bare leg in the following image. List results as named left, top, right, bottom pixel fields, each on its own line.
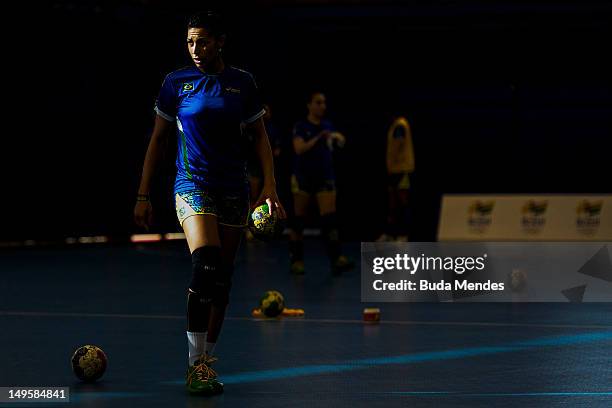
left=289, top=192, right=310, bottom=241
left=316, top=191, right=342, bottom=261
left=387, top=187, right=398, bottom=238
left=289, top=192, right=309, bottom=270
left=396, top=189, right=411, bottom=240
left=316, top=190, right=337, bottom=216
left=183, top=214, right=221, bottom=252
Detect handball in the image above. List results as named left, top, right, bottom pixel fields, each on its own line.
left=259, top=290, right=285, bottom=317
left=326, top=132, right=345, bottom=151
left=71, top=345, right=107, bottom=382
left=249, top=203, right=282, bottom=240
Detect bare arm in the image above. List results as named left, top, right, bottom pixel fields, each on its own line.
left=248, top=118, right=286, bottom=218
left=293, top=130, right=329, bottom=155
left=137, top=115, right=174, bottom=195
left=249, top=118, right=276, bottom=188
left=134, top=115, right=174, bottom=230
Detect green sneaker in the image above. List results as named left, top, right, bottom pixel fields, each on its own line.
left=290, top=260, right=305, bottom=275
left=186, top=355, right=224, bottom=395
left=332, top=255, right=354, bottom=274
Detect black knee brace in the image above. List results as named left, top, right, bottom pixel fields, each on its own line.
left=188, top=246, right=226, bottom=331
left=190, top=246, right=222, bottom=299
left=321, top=213, right=339, bottom=241
left=211, top=264, right=234, bottom=307
left=289, top=240, right=304, bottom=263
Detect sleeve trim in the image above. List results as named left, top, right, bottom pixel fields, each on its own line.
left=154, top=106, right=175, bottom=122
left=243, top=108, right=266, bottom=124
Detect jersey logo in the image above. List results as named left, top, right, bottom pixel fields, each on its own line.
left=225, top=87, right=241, bottom=94
left=182, top=83, right=194, bottom=92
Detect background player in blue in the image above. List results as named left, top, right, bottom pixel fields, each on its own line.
left=288, top=91, right=353, bottom=275
left=133, top=12, right=286, bottom=396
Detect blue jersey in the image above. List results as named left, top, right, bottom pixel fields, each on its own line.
left=293, top=119, right=335, bottom=180
left=155, top=65, right=265, bottom=193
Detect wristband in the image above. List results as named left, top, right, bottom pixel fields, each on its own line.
left=136, top=194, right=150, bottom=202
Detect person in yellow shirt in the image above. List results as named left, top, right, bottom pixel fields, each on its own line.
left=377, top=116, right=415, bottom=242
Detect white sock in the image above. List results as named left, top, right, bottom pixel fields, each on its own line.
left=187, top=331, right=207, bottom=365
left=205, top=341, right=216, bottom=356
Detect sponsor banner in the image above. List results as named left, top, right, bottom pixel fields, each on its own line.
left=438, top=195, right=612, bottom=241
left=361, top=242, right=612, bottom=302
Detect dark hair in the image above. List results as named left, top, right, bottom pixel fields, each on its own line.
left=306, top=90, right=325, bottom=104
left=187, top=12, right=225, bottom=37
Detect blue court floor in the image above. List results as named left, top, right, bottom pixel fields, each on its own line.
left=1, top=239, right=611, bottom=407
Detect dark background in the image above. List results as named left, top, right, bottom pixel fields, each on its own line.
left=3, top=0, right=611, bottom=241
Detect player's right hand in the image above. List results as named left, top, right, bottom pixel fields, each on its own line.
left=134, top=201, right=153, bottom=231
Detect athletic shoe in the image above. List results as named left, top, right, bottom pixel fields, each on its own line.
left=186, top=355, right=224, bottom=395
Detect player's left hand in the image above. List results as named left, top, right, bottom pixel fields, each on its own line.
left=253, top=184, right=287, bottom=219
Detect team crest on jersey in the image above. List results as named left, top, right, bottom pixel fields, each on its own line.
left=182, top=82, right=194, bottom=92
left=225, top=87, right=241, bottom=94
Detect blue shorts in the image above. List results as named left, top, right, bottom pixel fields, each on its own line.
left=291, top=174, right=336, bottom=195
left=174, top=179, right=249, bottom=227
